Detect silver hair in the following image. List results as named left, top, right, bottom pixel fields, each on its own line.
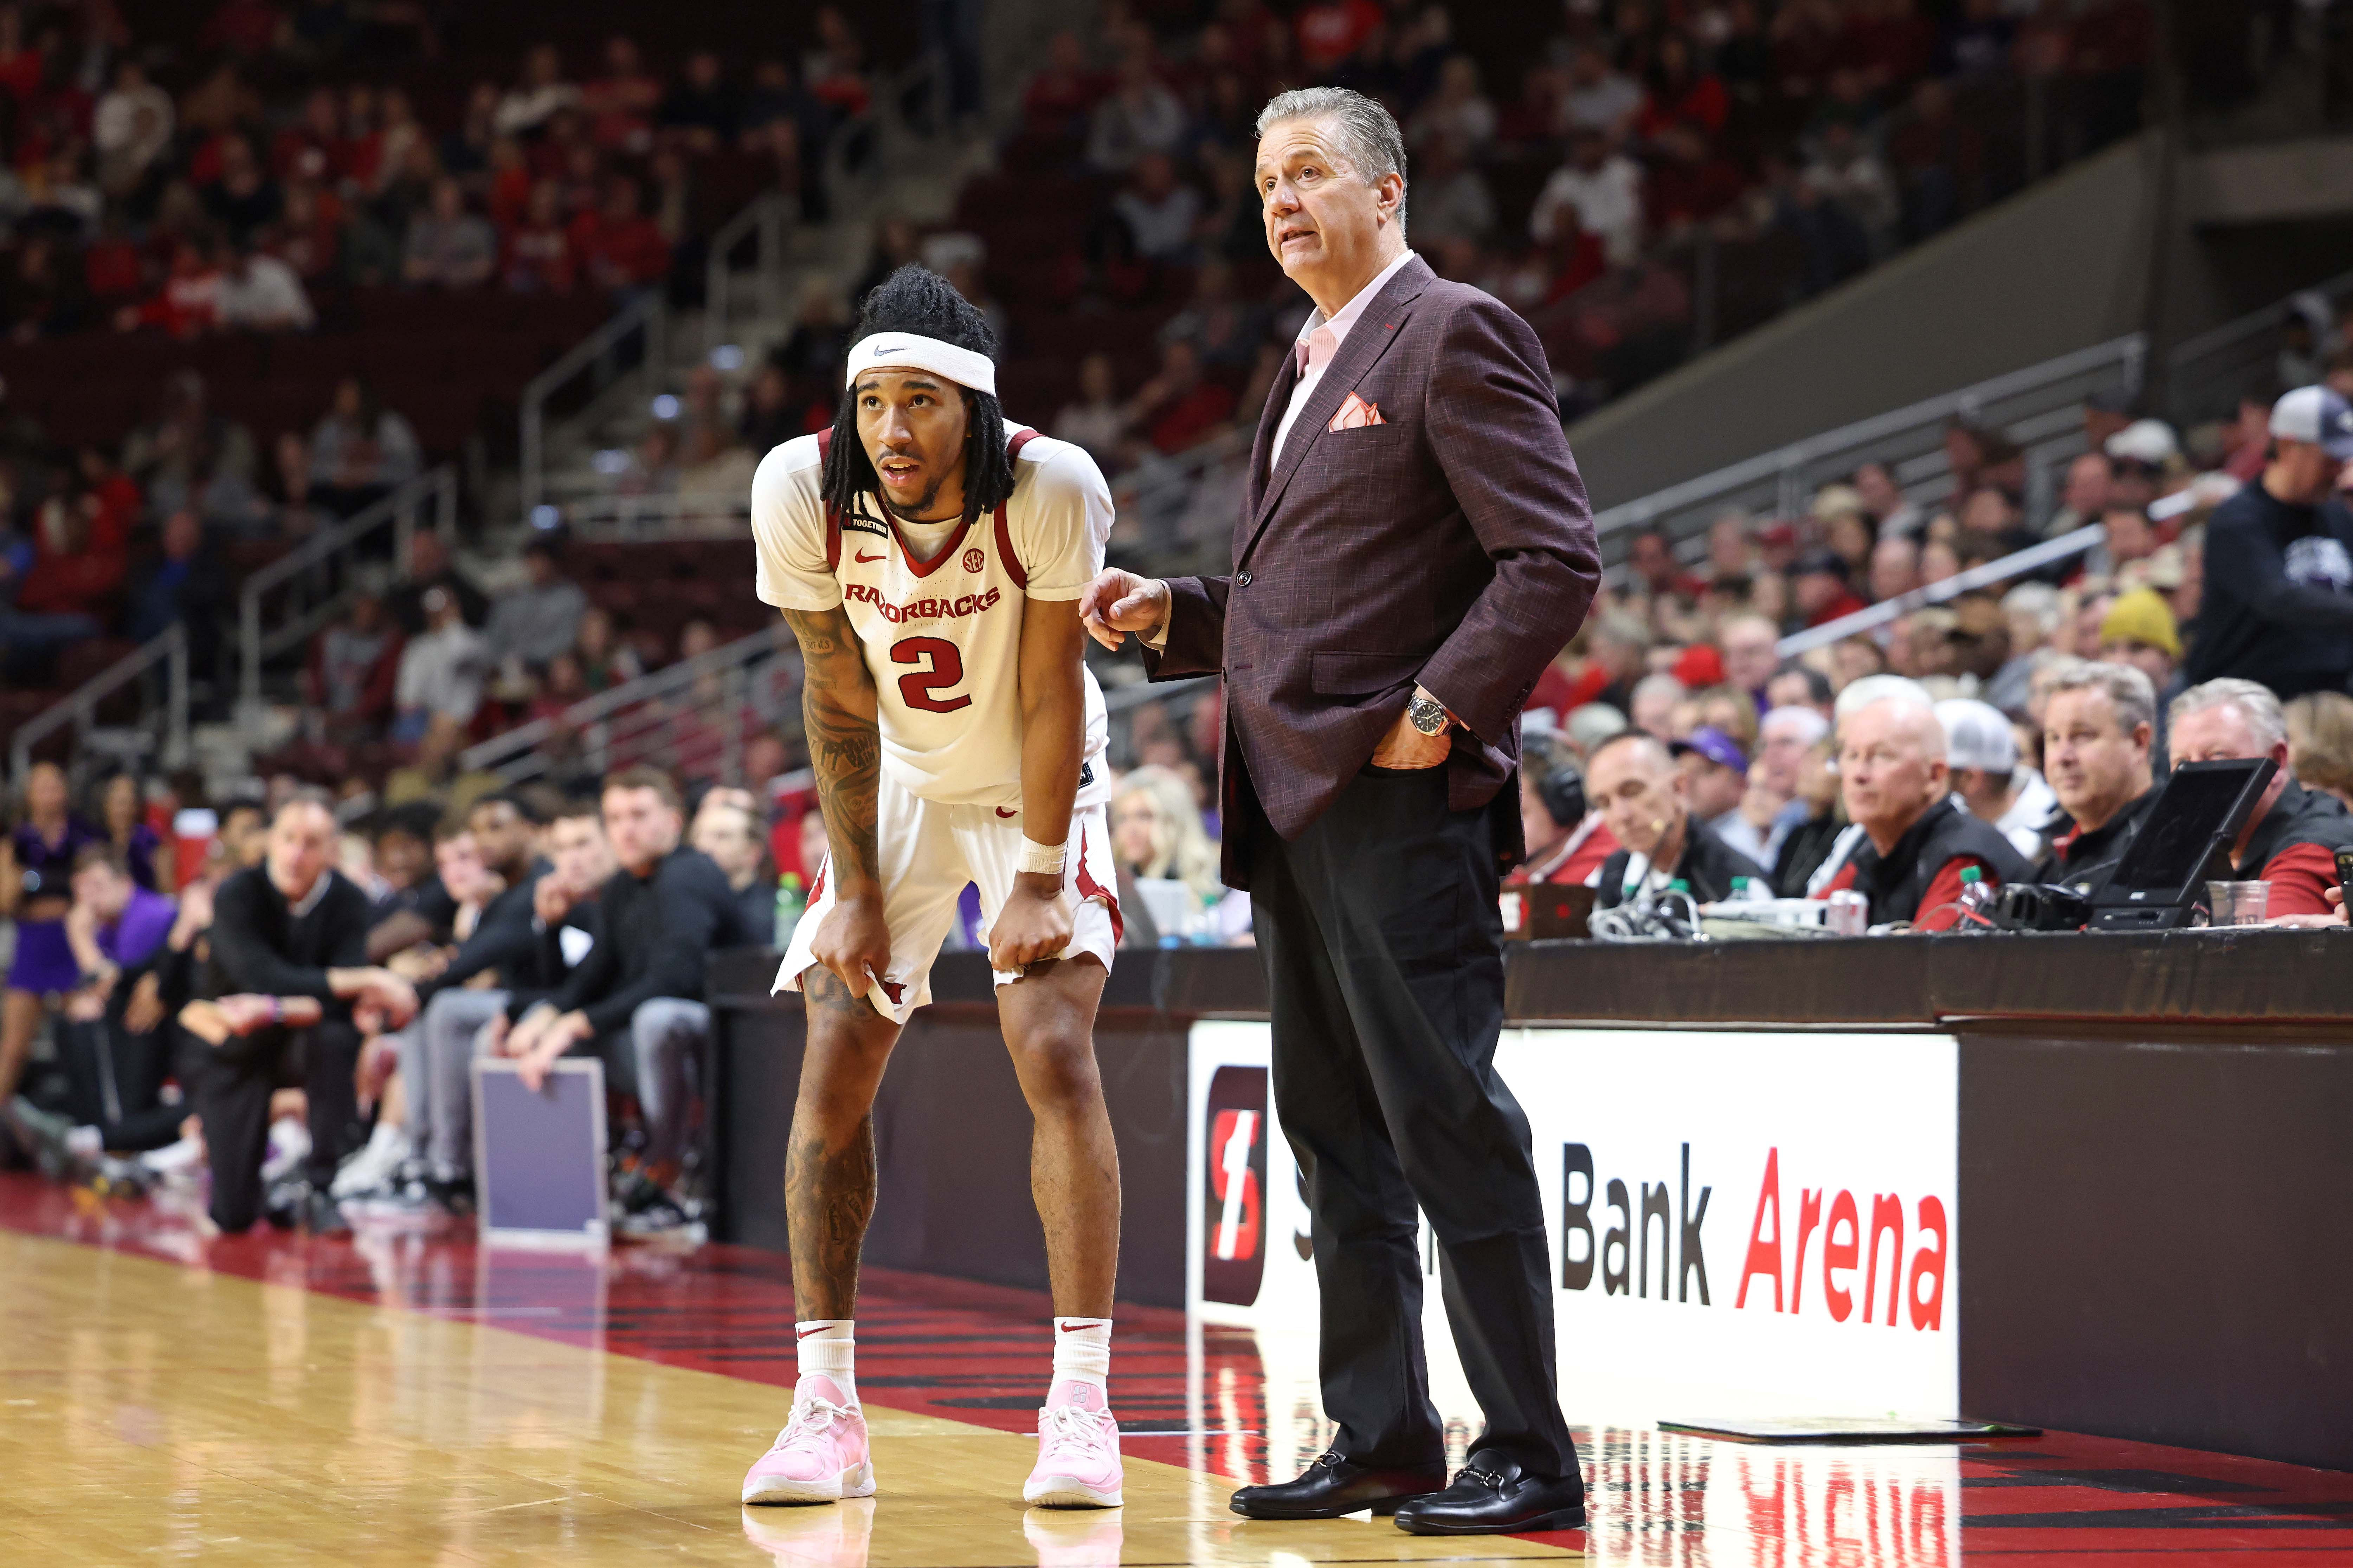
left=2040, top=656, right=2156, bottom=736
left=1833, top=673, right=1934, bottom=721
left=1760, top=705, right=1831, bottom=747
left=1837, top=678, right=1945, bottom=762
left=1255, top=86, right=1409, bottom=230
left=2170, top=676, right=2286, bottom=750
left=1631, top=670, right=1687, bottom=707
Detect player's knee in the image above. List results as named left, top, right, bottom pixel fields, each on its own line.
left=1007, top=1027, right=1101, bottom=1108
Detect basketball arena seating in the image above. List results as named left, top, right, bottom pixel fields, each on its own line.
left=568, top=538, right=770, bottom=649
left=967, top=15, right=2127, bottom=430
left=0, top=290, right=612, bottom=467
left=0, top=289, right=609, bottom=760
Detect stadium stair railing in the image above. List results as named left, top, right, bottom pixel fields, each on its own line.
left=238, top=465, right=458, bottom=713
left=455, top=616, right=1213, bottom=788
left=1592, top=267, right=2353, bottom=575
left=9, top=623, right=188, bottom=783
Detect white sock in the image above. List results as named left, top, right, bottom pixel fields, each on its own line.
left=795, top=1320, right=856, bottom=1404
left=1050, top=1317, right=1112, bottom=1405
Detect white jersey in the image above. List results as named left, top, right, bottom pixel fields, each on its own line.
left=750, top=424, right=1112, bottom=811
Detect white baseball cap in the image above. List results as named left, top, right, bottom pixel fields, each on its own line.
left=2103, top=418, right=2178, bottom=468
left=2269, top=385, right=2353, bottom=461
left=1934, top=697, right=2017, bottom=774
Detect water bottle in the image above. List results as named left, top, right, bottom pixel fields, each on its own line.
left=1955, top=865, right=1995, bottom=923
left=774, top=874, right=807, bottom=947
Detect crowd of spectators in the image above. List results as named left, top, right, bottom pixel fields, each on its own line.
left=0, top=364, right=440, bottom=683
left=0, top=4, right=863, bottom=711
left=0, top=753, right=807, bottom=1239
left=650, top=0, right=2155, bottom=552
left=10, top=343, right=2353, bottom=1228
left=1493, top=354, right=2353, bottom=933
left=0, top=8, right=848, bottom=348
left=1082, top=316, right=2353, bottom=942
left=878, top=0, right=2154, bottom=562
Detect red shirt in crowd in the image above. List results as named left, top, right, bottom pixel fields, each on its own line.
left=503, top=222, right=576, bottom=293
left=1023, top=65, right=1106, bottom=136
left=568, top=210, right=670, bottom=290
left=2249, top=844, right=2339, bottom=918
left=1509, top=814, right=1621, bottom=890
left=18, top=499, right=129, bottom=619
left=0, top=40, right=43, bottom=106
left=84, top=235, right=144, bottom=301
left=1527, top=661, right=1610, bottom=718
left=1814, top=853, right=1993, bottom=934
left=1294, top=0, right=1384, bottom=73
left=204, top=0, right=285, bottom=57
left=1147, top=382, right=1236, bottom=455
left=1805, top=589, right=1870, bottom=627
left=1637, top=76, right=1730, bottom=139
left=131, top=247, right=223, bottom=338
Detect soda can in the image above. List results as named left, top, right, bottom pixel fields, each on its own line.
left=1825, top=889, right=1869, bottom=935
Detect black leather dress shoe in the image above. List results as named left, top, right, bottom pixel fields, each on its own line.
left=1229, top=1450, right=1449, bottom=1520
left=1392, top=1451, right=1586, bottom=1536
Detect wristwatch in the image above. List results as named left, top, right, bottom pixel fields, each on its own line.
left=1407, top=693, right=1450, bottom=736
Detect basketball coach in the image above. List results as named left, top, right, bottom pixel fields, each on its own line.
left=1081, top=87, right=1599, bottom=1537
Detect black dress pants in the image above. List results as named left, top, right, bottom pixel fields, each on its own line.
left=193, top=1021, right=362, bottom=1232
left=58, top=1018, right=194, bottom=1153
left=1249, top=765, right=1578, bottom=1479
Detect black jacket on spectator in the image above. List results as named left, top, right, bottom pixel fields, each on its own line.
left=729, top=873, right=778, bottom=947
left=418, top=862, right=548, bottom=1005
left=1843, top=797, right=2032, bottom=925
left=1594, top=822, right=1769, bottom=909
left=1772, top=808, right=1844, bottom=898
left=206, top=866, right=372, bottom=1012
left=499, top=896, right=600, bottom=1023
left=2187, top=485, right=2353, bottom=699
left=546, top=846, right=751, bottom=1035
left=2034, top=786, right=2160, bottom=893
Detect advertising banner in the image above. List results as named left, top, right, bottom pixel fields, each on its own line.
left=1186, top=1022, right=1959, bottom=1432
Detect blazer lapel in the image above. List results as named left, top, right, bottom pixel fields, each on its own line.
left=1241, top=256, right=1434, bottom=565
left=1241, top=346, right=1299, bottom=526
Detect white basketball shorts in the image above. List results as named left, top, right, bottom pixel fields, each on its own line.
left=774, top=776, right=1120, bottom=1025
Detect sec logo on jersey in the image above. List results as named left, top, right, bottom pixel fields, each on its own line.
left=962, top=546, right=985, bottom=574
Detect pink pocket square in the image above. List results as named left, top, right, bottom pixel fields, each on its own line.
left=1329, top=392, right=1386, bottom=431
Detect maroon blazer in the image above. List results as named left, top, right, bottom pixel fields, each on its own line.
left=1145, top=255, right=1601, bottom=887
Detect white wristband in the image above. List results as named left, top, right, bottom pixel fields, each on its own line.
left=1018, top=836, right=1068, bottom=877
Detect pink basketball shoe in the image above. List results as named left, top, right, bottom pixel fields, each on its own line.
left=1023, top=1382, right=1124, bottom=1508
left=742, top=1378, right=876, bottom=1505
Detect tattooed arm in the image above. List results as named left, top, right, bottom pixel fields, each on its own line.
left=988, top=595, right=1084, bottom=971
left=785, top=605, right=892, bottom=1003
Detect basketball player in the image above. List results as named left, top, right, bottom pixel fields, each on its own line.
left=739, top=267, right=1126, bottom=1511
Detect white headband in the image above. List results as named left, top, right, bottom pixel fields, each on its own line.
left=845, top=332, right=997, bottom=399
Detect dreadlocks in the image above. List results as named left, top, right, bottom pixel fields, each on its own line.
left=820, top=265, right=1015, bottom=525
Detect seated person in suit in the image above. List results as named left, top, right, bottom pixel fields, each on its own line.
left=1586, top=731, right=1767, bottom=908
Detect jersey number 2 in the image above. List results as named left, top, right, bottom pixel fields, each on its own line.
left=891, top=637, right=972, bottom=713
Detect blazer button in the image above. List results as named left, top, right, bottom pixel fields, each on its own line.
left=1237, top=571, right=1254, bottom=587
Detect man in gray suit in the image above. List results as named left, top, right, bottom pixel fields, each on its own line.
left=1082, top=87, right=1599, bottom=1537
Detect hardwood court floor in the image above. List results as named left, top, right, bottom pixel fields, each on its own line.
left=5, top=1173, right=2353, bottom=1566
